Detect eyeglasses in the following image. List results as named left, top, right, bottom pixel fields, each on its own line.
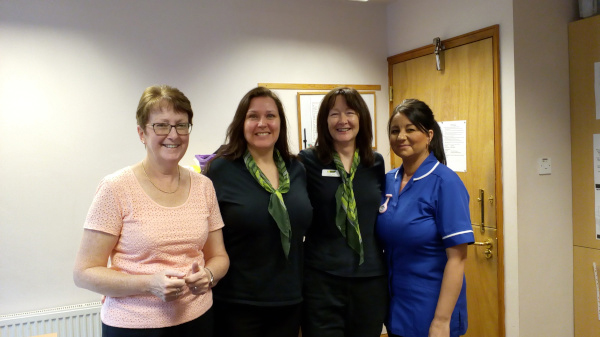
left=147, top=123, right=193, bottom=135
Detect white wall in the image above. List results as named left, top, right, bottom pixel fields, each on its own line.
left=387, top=0, right=577, bottom=336
left=0, top=0, right=389, bottom=314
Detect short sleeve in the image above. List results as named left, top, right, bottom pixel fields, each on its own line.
left=84, top=178, right=123, bottom=236
left=435, top=174, right=474, bottom=248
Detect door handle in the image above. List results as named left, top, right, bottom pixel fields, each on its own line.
left=473, top=238, right=493, bottom=259
left=477, top=189, right=485, bottom=233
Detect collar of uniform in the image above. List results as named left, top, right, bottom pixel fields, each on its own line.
left=395, top=152, right=440, bottom=181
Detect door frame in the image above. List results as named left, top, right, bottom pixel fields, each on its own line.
left=386, top=24, right=504, bottom=337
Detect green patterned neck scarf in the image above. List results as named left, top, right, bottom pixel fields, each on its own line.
left=333, top=150, right=363, bottom=265
left=244, top=149, right=292, bottom=258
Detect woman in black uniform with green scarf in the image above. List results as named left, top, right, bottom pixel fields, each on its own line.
left=206, top=87, right=312, bottom=337
left=299, top=87, right=387, bottom=337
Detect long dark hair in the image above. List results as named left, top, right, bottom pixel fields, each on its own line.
left=314, top=87, right=374, bottom=167
left=388, top=99, right=446, bottom=165
left=212, top=86, right=292, bottom=162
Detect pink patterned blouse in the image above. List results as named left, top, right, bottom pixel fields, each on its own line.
left=84, top=167, right=224, bottom=328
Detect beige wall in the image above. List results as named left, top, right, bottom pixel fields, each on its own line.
left=513, top=0, right=577, bottom=336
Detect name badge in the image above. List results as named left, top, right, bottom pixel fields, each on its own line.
left=322, top=169, right=340, bottom=177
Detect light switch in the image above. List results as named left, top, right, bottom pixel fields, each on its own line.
left=538, top=157, right=551, bottom=175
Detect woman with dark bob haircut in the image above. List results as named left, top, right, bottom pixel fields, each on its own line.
left=377, top=99, right=473, bottom=337
left=299, top=87, right=387, bottom=337
left=205, top=87, right=312, bottom=337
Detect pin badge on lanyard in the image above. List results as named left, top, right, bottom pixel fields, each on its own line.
left=379, top=194, right=393, bottom=213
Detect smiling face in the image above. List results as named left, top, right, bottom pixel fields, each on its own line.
left=327, top=95, right=360, bottom=148
left=388, top=112, right=433, bottom=164
left=138, top=104, right=189, bottom=166
left=243, top=96, right=281, bottom=155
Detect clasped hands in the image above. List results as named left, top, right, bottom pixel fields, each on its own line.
left=149, top=261, right=211, bottom=302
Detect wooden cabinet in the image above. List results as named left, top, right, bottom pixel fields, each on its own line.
left=570, top=15, right=600, bottom=336
left=574, top=246, right=600, bottom=335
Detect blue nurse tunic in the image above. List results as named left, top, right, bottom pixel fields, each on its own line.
left=376, top=153, right=474, bottom=337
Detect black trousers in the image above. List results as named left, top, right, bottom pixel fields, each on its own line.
left=102, top=308, right=213, bottom=337
left=301, top=267, right=388, bottom=337
left=213, top=300, right=301, bottom=337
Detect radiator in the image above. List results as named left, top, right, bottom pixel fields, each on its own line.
left=0, top=302, right=101, bottom=337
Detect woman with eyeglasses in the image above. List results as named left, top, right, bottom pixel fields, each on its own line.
left=74, top=85, right=229, bottom=337
left=204, top=87, right=312, bottom=337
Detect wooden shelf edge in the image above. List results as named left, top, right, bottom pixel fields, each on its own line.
left=258, top=83, right=381, bottom=91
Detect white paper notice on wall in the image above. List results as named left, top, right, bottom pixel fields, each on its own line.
left=594, top=134, right=600, bottom=239
left=594, top=62, right=600, bottom=119
left=439, top=120, right=467, bottom=172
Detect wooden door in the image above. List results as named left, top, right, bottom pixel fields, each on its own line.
left=569, top=15, right=600, bottom=336
left=387, top=26, right=503, bottom=337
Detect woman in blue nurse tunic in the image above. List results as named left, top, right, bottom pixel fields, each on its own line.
left=377, top=99, right=474, bottom=337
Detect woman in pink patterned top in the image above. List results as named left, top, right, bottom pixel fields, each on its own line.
left=74, top=85, right=229, bottom=337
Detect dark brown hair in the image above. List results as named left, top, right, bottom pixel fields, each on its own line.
left=314, top=87, right=374, bottom=166
left=388, top=98, right=446, bottom=165
left=214, top=86, right=292, bottom=161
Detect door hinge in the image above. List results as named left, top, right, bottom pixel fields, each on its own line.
left=389, top=86, right=393, bottom=102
